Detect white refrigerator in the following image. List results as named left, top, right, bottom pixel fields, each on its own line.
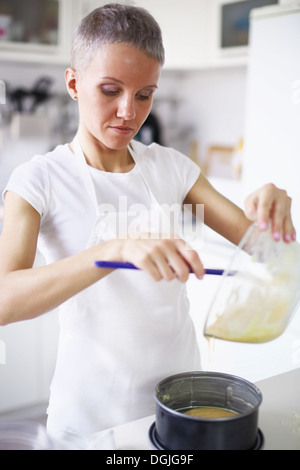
left=242, top=3, right=300, bottom=234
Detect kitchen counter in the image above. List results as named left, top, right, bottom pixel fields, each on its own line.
left=256, top=367, right=300, bottom=450
left=103, top=368, right=300, bottom=450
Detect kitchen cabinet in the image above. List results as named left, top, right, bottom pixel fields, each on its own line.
left=0, top=0, right=251, bottom=69
left=0, top=251, right=59, bottom=415
left=206, top=0, right=278, bottom=68
left=81, top=0, right=209, bottom=69
left=0, top=0, right=82, bottom=64
left=0, top=312, right=59, bottom=413
left=0, top=319, right=39, bottom=412
left=129, top=0, right=209, bottom=69
left=85, top=0, right=277, bottom=69
left=0, top=0, right=60, bottom=45
left=0, top=0, right=210, bottom=69
left=131, top=0, right=250, bottom=69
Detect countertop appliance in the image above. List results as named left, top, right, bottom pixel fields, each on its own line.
left=242, top=3, right=300, bottom=234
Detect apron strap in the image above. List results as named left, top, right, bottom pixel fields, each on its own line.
left=73, top=135, right=99, bottom=213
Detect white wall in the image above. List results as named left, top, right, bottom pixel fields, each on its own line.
left=178, top=66, right=248, bottom=163
left=150, top=66, right=248, bottom=164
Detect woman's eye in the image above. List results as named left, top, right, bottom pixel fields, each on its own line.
left=101, top=87, right=119, bottom=96
left=137, top=94, right=151, bottom=101
left=100, top=86, right=154, bottom=100
left=137, top=91, right=154, bottom=101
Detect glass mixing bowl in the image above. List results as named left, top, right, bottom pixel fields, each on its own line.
left=204, top=224, right=300, bottom=343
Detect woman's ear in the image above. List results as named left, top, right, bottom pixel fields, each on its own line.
left=65, top=68, right=78, bottom=100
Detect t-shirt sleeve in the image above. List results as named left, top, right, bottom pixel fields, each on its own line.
left=164, top=146, right=201, bottom=202
left=177, top=150, right=201, bottom=201
left=2, top=156, right=50, bottom=218
left=135, top=141, right=201, bottom=205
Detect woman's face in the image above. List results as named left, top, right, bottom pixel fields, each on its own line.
left=66, top=43, right=162, bottom=151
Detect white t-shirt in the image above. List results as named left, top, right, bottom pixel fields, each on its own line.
left=4, top=141, right=200, bottom=263
left=4, top=140, right=202, bottom=437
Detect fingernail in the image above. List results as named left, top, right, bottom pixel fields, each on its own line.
left=259, top=221, right=268, bottom=231
left=284, top=234, right=291, bottom=243
left=292, top=233, right=297, bottom=241
left=273, top=231, right=281, bottom=241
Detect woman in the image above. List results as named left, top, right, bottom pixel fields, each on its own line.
left=0, top=4, right=295, bottom=438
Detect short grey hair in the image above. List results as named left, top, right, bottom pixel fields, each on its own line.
left=71, top=3, right=165, bottom=72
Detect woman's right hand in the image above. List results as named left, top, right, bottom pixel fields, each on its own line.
left=119, top=234, right=205, bottom=282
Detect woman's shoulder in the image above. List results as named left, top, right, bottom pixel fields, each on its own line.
left=36, top=143, right=74, bottom=167
left=4, top=143, right=77, bottom=216
left=6, top=143, right=75, bottom=193
left=130, top=140, right=193, bottom=169
left=12, top=143, right=76, bottom=180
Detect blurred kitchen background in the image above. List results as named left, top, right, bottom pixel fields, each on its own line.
left=0, top=0, right=300, bottom=424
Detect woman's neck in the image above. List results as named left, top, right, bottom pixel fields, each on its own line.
left=71, top=130, right=135, bottom=173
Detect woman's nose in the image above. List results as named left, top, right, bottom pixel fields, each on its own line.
left=116, top=95, right=136, bottom=121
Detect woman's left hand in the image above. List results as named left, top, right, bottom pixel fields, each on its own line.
left=244, top=183, right=296, bottom=242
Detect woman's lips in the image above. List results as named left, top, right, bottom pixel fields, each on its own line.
left=110, top=126, right=134, bottom=135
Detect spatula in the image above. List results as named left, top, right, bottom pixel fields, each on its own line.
left=94, top=260, right=225, bottom=276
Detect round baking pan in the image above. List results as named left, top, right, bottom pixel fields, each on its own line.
left=154, top=371, right=263, bottom=450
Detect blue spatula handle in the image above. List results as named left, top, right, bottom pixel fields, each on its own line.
left=94, top=260, right=225, bottom=276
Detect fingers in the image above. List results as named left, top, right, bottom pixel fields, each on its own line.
left=270, top=191, right=295, bottom=242
left=122, top=236, right=204, bottom=283
left=244, top=183, right=296, bottom=242
left=282, top=208, right=296, bottom=243
left=165, top=239, right=204, bottom=282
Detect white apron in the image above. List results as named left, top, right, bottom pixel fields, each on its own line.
left=47, top=136, right=201, bottom=438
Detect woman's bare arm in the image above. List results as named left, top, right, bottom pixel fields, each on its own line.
left=184, top=173, right=252, bottom=245
left=0, top=192, right=204, bottom=325
left=0, top=192, right=125, bottom=325
left=184, top=174, right=296, bottom=244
